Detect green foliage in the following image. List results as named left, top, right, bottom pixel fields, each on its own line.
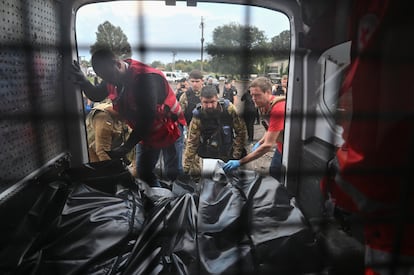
left=80, top=59, right=91, bottom=68
left=271, top=30, right=290, bottom=60
left=205, top=23, right=270, bottom=77
left=90, top=21, right=132, bottom=59
left=145, top=25, right=291, bottom=78
left=283, top=64, right=289, bottom=75
left=150, top=60, right=163, bottom=69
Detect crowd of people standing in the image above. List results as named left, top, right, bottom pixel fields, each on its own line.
left=72, top=49, right=287, bottom=187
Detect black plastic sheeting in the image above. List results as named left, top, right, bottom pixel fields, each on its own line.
left=3, top=159, right=326, bottom=275
left=197, top=168, right=324, bottom=275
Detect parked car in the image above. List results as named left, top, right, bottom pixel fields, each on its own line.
left=161, top=71, right=180, bottom=82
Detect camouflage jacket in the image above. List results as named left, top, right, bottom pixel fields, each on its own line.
left=86, top=103, right=129, bottom=162
left=183, top=100, right=247, bottom=172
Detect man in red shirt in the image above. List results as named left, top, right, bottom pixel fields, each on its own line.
left=223, top=77, right=285, bottom=181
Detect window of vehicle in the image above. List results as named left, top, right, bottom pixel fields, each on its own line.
left=75, top=0, right=291, bottom=163
left=76, top=1, right=290, bottom=82
left=315, top=41, right=351, bottom=146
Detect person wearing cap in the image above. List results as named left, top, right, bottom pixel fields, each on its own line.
left=222, top=80, right=238, bottom=105
left=177, top=70, right=204, bottom=174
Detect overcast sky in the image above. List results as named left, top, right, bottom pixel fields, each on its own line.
left=76, top=1, right=289, bottom=64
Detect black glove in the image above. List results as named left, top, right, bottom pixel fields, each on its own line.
left=71, top=60, right=90, bottom=86
left=106, top=130, right=141, bottom=161
left=105, top=145, right=132, bottom=164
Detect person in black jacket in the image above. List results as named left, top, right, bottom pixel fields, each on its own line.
left=222, top=80, right=238, bottom=104
left=179, top=70, right=204, bottom=126
left=241, top=89, right=257, bottom=143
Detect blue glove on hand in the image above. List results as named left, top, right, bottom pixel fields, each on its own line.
left=223, top=160, right=241, bottom=172
left=251, top=142, right=260, bottom=152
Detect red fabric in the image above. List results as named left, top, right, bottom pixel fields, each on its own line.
left=108, top=59, right=185, bottom=126
left=106, top=59, right=186, bottom=148
left=268, top=99, right=285, bottom=152
left=365, top=224, right=414, bottom=256
left=325, top=0, right=414, bottom=264
left=319, top=1, right=414, bottom=272
left=329, top=0, right=414, bottom=213
left=365, top=268, right=379, bottom=275
left=320, top=174, right=359, bottom=213
left=143, top=103, right=181, bottom=149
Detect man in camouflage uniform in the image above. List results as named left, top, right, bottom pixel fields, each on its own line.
left=183, top=86, right=247, bottom=177
left=179, top=69, right=204, bottom=125
left=178, top=70, right=204, bottom=172
left=86, top=101, right=136, bottom=175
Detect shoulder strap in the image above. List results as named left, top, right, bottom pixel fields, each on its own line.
left=269, top=95, right=286, bottom=108
left=218, top=99, right=234, bottom=127
left=260, top=96, right=286, bottom=116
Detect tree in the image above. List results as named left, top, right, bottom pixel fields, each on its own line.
left=150, top=60, right=164, bottom=69
left=206, top=23, right=270, bottom=78
left=279, top=62, right=284, bottom=76
left=270, top=30, right=290, bottom=60
left=90, top=21, right=132, bottom=59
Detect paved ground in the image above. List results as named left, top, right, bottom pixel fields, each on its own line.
left=170, top=79, right=273, bottom=176
left=231, top=80, right=274, bottom=175
left=242, top=123, right=274, bottom=175
left=207, top=80, right=274, bottom=175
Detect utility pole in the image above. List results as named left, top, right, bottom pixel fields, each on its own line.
left=172, top=50, right=177, bottom=71
left=200, top=16, right=204, bottom=73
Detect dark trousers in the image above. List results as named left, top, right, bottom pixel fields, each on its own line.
left=243, top=113, right=256, bottom=142
left=255, top=109, right=260, bottom=124
left=136, top=141, right=179, bottom=187
left=269, top=149, right=282, bottom=182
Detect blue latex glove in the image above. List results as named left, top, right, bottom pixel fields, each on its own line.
left=223, top=160, right=241, bottom=172
left=251, top=142, right=260, bottom=152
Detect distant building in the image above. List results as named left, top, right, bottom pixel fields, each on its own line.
left=266, top=59, right=289, bottom=75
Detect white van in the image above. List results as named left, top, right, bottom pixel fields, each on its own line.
left=162, top=71, right=179, bottom=82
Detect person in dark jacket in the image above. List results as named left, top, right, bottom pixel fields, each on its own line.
left=241, top=89, right=257, bottom=143
left=183, top=86, right=246, bottom=177
left=222, top=80, right=238, bottom=104
left=179, top=70, right=204, bottom=126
